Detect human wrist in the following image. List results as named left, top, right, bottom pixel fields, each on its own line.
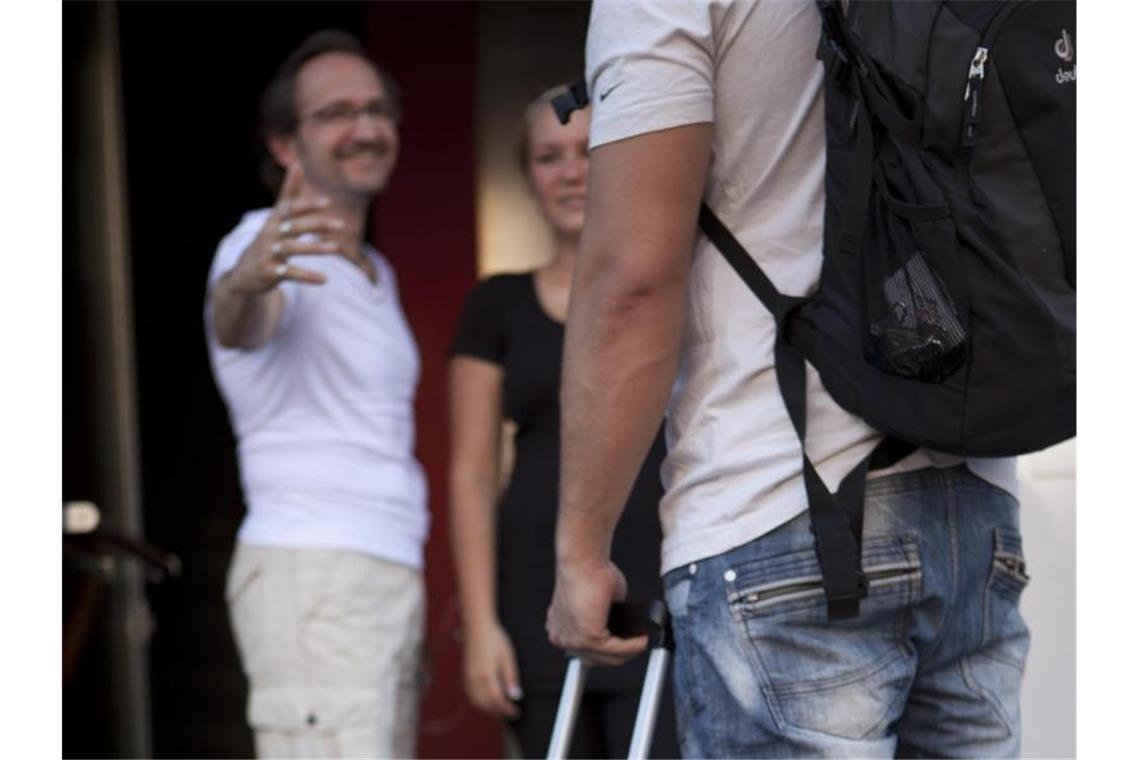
left=219, top=267, right=253, bottom=298
left=460, top=607, right=501, bottom=636
left=555, top=533, right=612, bottom=573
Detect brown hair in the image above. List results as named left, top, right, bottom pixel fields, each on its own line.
left=256, top=29, right=403, bottom=193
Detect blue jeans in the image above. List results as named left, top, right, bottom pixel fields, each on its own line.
left=663, top=466, right=1029, bottom=758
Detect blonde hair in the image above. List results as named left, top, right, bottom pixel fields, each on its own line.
left=516, top=83, right=581, bottom=171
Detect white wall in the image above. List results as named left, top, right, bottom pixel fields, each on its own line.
left=1017, top=439, right=1076, bottom=758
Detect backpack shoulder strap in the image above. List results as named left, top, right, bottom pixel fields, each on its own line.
left=699, top=203, right=920, bottom=619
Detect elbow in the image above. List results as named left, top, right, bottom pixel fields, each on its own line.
left=580, top=250, right=689, bottom=320
left=577, top=224, right=693, bottom=319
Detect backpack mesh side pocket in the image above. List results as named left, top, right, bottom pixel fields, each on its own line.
left=868, top=250, right=966, bottom=380
left=861, top=138, right=969, bottom=383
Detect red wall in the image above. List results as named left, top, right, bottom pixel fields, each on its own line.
left=367, top=4, right=501, bottom=757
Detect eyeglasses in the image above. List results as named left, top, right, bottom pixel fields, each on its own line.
left=303, top=100, right=398, bottom=127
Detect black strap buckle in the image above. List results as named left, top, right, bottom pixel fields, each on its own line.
left=811, top=513, right=868, bottom=621
left=551, top=80, right=590, bottom=125
left=823, top=573, right=868, bottom=621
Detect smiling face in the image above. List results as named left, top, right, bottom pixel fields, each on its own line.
left=272, top=51, right=400, bottom=201
left=525, top=104, right=590, bottom=239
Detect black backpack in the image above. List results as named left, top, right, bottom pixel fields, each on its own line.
left=554, top=0, right=1076, bottom=619
left=700, top=0, right=1075, bottom=619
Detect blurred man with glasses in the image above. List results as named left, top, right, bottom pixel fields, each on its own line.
left=204, top=30, right=427, bottom=759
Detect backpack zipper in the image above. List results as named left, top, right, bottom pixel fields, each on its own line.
left=960, top=47, right=989, bottom=148
left=958, top=1, right=1026, bottom=149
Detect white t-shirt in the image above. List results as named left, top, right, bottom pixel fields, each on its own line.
left=205, top=209, right=429, bottom=569
left=586, top=0, right=1016, bottom=574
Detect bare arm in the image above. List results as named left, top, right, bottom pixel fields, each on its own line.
left=447, top=355, right=521, bottom=717
left=210, top=272, right=288, bottom=350
left=209, top=164, right=348, bottom=350
left=547, top=123, right=712, bottom=664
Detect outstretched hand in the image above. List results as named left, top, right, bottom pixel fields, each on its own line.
left=546, top=558, right=648, bottom=667
left=228, top=162, right=352, bottom=293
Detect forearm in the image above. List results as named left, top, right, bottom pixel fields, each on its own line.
left=447, top=355, right=508, bottom=635
left=449, top=469, right=503, bottom=632
left=210, top=270, right=284, bottom=349
left=555, top=123, right=709, bottom=572
left=556, top=250, right=688, bottom=567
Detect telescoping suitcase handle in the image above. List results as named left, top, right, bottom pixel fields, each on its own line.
left=546, top=601, right=673, bottom=760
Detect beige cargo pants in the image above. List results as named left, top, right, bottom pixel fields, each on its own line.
left=226, top=543, right=425, bottom=758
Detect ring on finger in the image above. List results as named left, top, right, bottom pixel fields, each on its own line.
left=270, top=241, right=285, bottom=256
left=274, top=263, right=288, bottom=279
left=278, top=220, right=293, bottom=235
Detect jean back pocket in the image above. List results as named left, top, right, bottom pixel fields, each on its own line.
left=725, top=533, right=922, bottom=738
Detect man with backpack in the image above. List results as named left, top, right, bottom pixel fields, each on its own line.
left=547, top=1, right=1073, bottom=755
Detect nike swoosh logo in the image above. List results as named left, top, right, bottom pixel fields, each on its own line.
left=599, top=82, right=624, bottom=101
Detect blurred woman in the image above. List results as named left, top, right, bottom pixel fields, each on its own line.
left=448, top=87, right=677, bottom=758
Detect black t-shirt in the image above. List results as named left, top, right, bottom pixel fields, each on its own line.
left=451, top=272, right=667, bottom=695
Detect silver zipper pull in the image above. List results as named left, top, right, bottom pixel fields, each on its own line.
left=963, top=46, right=989, bottom=101
left=961, top=46, right=990, bottom=148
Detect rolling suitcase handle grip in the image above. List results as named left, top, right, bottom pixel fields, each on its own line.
left=546, top=601, right=674, bottom=760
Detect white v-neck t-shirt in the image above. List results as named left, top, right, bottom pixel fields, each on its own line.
left=205, top=208, right=428, bottom=569
left=586, top=0, right=1016, bottom=574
